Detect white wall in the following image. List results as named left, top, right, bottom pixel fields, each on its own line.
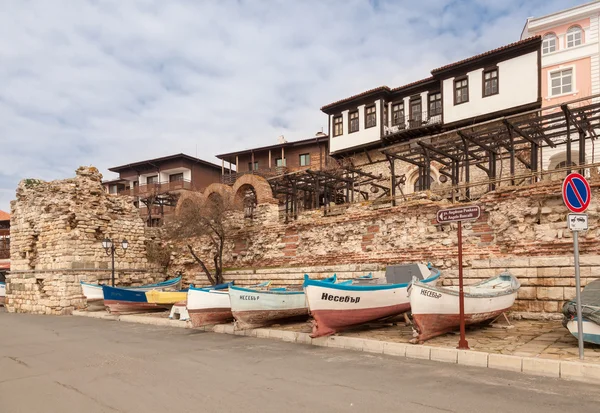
left=329, top=99, right=382, bottom=154
left=442, top=51, right=539, bottom=124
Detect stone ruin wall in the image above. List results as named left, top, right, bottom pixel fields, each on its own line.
left=170, top=175, right=600, bottom=320
left=7, top=167, right=165, bottom=315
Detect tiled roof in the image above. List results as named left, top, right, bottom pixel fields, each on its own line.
left=390, top=76, right=436, bottom=93
left=321, top=86, right=390, bottom=111
left=0, top=210, right=10, bottom=221
left=431, top=36, right=541, bottom=74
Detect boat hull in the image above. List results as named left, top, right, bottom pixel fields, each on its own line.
left=229, top=286, right=308, bottom=329
left=410, top=274, right=518, bottom=342
left=102, top=285, right=166, bottom=315
left=145, top=290, right=187, bottom=305
left=566, top=318, right=600, bottom=345
left=0, top=282, right=5, bottom=306
left=187, top=288, right=233, bottom=327
left=304, top=268, right=441, bottom=338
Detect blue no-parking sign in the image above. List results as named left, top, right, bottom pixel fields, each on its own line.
left=562, top=173, right=591, bottom=213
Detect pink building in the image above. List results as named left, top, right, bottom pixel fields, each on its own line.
left=522, top=1, right=600, bottom=169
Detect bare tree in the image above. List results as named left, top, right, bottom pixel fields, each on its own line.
left=165, top=194, right=235, bottom=285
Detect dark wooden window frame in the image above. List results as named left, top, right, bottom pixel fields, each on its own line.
left=454, top=76, right=469, bottom=105
left=333, top=115, right=343, bottom=137
left=391, top=101, right=404, bottom=126
left=348, top=110, right=359, bottom=133
left=482, top=67, right=499, bottom=98
left=409, top=96, right=422, bottom=127
left=169, top=173, right=184, bottom=182
left=428, top=92, right=442, bottom=116
left=299, top=153, right=311, bottom=167
left=275, top=158, right=286, bottom=167
left=365, top=105, right=377, bottom=129
left=146, top=175, right=159, bottom=184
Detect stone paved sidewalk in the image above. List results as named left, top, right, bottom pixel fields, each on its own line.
left=271, top=318, right=600, bottom=363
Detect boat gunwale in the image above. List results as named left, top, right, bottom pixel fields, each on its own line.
left=80, top=276, right=182, bottom=290
left=412, top=273, right=520, bottom=299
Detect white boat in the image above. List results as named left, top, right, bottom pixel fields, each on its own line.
left=566, top=318, right=600, bottom=345
left=0, top=282, right=5, bottom=306
left=304, top=264, right=441, bottom=338
left=409, top=272, right=520, bottom=342
left=80, top=276, right=182, bottom=310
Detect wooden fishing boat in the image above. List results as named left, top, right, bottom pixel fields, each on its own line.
left=0, top=282, right=5, bottom=306
left=230, top=276, right=338, bottom=329
left=145, top=290, right=188, bottom=305
left=80, top=276, right=181, bottom=309
left=565, top=318, right=600, bottom=345
left=102, top=285, right=168, bottom=314
left=304, top=264, right=441, bottom=338
left=187, top=282, right=236, bottom=327
left=409, top=272, right=520, bottom=342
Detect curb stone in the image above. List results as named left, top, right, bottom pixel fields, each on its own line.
left=72, top=311, right=600, bottom=384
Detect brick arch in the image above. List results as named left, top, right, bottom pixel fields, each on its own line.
left=174, top=191, right=205, bottom=216
left=231, top=174, right=275, bottom=205
left=202, top=183, right=233, bottom=204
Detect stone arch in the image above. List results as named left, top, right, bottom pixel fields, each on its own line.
left=405, top=166, right=440, bottom=194
left=174, top=191, right=205, bottom=216
left=548, top=151, right=582, bottom=171
left=203, top=183, right=234, bottom=204
left=231, top=174, right=275, bottom=205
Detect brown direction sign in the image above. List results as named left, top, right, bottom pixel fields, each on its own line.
left=436, top=205, right=481, bottom=224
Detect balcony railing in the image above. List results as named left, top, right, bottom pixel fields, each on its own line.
left=384, top=110, right=442, bottom=136
left=118, top=179, right=192, bottom=196
left=221, top=167, right=289, bottom=185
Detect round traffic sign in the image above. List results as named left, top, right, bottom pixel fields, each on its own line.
left=562, top=173, right=591, bottom=213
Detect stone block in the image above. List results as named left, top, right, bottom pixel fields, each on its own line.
left=536, top=287, right=564, bottom=301
left=311, top=336, right=331, bottom=347
left=470, top=259, right=490, bottom=268
left=537, top=267, right=560, bottom=277
left=488, top=257, right=529, bottom=268
left=522, top=357, right=560, bottom=378
left=382, top=342, right=407, bottom=357
left=405, top=345, right=431, bottom=360
left=560, top=361, right=600, bottom=382
left=328, top=336, right=364, bottom=351
left=579, top=255, right=600, bottom=266
left=430, top=347, right=458, bottom=363
left=361, top=339, right=385, bottom=354
left=517, top=287, right=536, bottom=300
left=279, top=331, right=298, bottom=343
left=530, top=257, right=570, bottom=267
left=488, top=354, right=522, bottom=373
left=457, top=350, right=488, bottom=368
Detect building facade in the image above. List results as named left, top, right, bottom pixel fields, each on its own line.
left=322, top=36, right=542, bottom=157
left=104, top=153, right=226, bottom=226
left=0, top=210, right=9, bottom=260
left=216, top=133, right=330, bottom=184
left=522, top=1, right=600, bottom=170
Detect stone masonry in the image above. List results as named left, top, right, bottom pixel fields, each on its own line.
left=7, top=167, right=165, bottom=315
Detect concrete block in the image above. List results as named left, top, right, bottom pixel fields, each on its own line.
left=430, top=347, right=458, bottom=363
left=311, top=336, right=331, bottom=347
left=561, top=361, right=600, bottom=382
left=268, top=330, right=285, bottom=340
left=331, top=336, right=364, bottom=351
left=383, top=342, right=407, bottom=357
left=361, top=339, right=385, bottom=354
left=488, top=354, right=522, bottom=373
left=255, top=328, right=270, bottom=338
left=405, top=345, right=431, bottom=360
left=222, top=324, right=235, bottom=335
left=280, top=331, right=298, bottom=343
left=457, top=350, right=488, bottom=368
left=295, top=332, right=312, bottom=345
left=522, top=357, right=560, bottom=378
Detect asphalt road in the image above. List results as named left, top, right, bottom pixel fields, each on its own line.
left=0, top=313, right=599, bottom=413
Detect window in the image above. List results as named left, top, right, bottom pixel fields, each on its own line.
left=109, top=185, right=118, bottom=194
left=333, top=116, right=343, bottom=136
left=349, top=111, right=359, bottom=133
left=483, top=68, right=499, bottom=97
left=542, top=33, right=557, bottom=54
left=428, top=92, right=442, bottom=116
left=365, top=105, right=376, bottom=128
left=414, top=175, right=435, bottom=192
left=247, top=162, right=258, bottom=171
left=299, top=153, right=311, bottom=167
left=383, top=105, right=388, bottom=126
left=392, top=103, right=404, bottom=126
left=566, top=26, right=583, bottom=48
left=409, top=98, right=422, bottom=127
left=454, top=78, right=468, bottom=104
left=169, top=173, right=184, bottom=182
left=275, top=158, right=286, bottom=167
left=555, top=160, right=577, bottom=170
left=550, top=68, right=573, bottom=96
left=146, top=175, right=158, bottom=184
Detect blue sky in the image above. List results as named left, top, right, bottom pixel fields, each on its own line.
left=0, top=0, right=584, bottom=211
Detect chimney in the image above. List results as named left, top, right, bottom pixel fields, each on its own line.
left=277, top=135, right=288, bottom=144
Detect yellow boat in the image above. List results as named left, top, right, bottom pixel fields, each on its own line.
left=145, top=290, right=187, bottom=305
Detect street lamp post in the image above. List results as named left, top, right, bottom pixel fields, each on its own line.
left=102, top=238, right=129, bottom=287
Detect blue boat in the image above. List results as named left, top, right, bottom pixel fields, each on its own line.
left=102, top=285, right=167, bottom=314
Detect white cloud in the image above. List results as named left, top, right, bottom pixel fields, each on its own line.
left=0, top=0, right=584, bottom=211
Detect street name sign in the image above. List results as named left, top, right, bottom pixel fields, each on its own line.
left=436, top=205, right=481, bottom=224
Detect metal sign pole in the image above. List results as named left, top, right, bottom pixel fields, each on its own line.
left=573, top=230, right=584, bottom=359
left=457, top=220, right=469, bottom=350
